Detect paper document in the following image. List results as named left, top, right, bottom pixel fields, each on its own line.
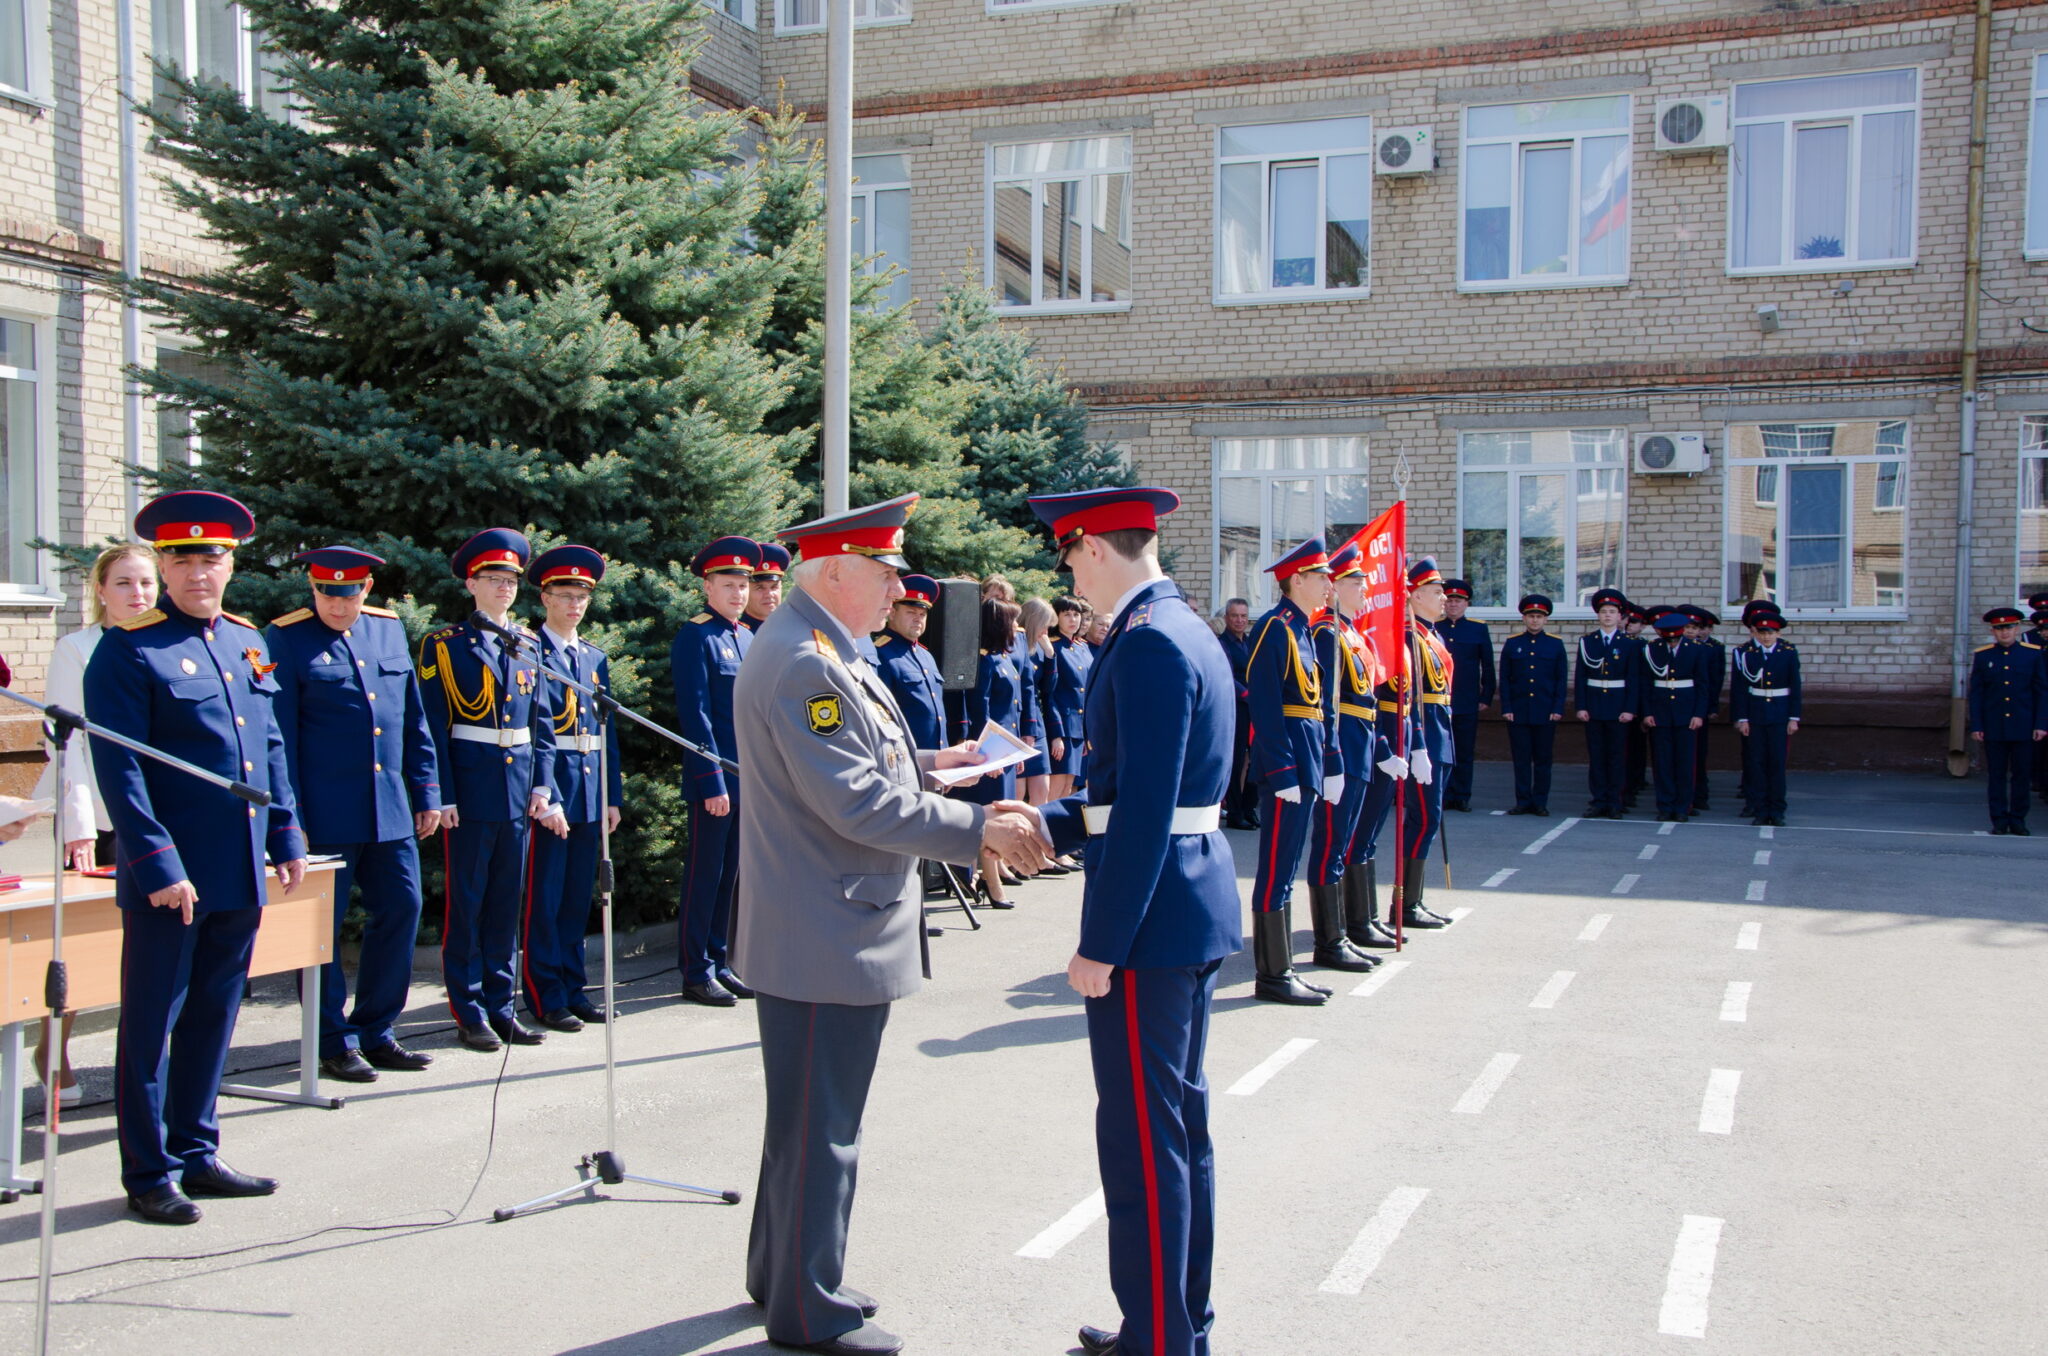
left=927, top=721, right=1035, bottom=787
left=0, top=797, right=53, bottom=829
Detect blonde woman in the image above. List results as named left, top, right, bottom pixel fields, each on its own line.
left=1019, top=597, right=1057, bottom=808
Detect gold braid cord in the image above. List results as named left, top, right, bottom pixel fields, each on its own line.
left=435, top=639, right=497, bottom=723
left=553, top=688, right=579, bottom=735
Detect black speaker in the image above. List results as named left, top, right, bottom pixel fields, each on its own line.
left=922, top=579, right=981, bottom=690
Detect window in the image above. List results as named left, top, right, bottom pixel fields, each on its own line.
left=1, top=0, right=48, bottom=102
left=1730, top=69, right=1917, bottom=272
left=152, top=0, right=291, bottom=117
left=1214, top=436, right=1369, bottom=612
left=1458, top=429, right=1625, bottom=614
left=1, top=315, right=49, bottom=593
left=1460, top=95, right=1630, bottom=288
left=988, top=136, right=1131, bottom=312
left=2019, top=418, right=2048, bottom=600
left=852, top=154, right=911, bottom=310
left=777, top=0, right=906, bottom=31
left=710, top=0, right=753, bottom=25
left=1724, top=419, right=1908, bottom=613
left=1214, top=117, right=1371, bottom=302
left=2030, top=58, right=2048, bottom=258
left=988, top=0, right=1116, bottom=10
left=154, top=345, right=229, bottom=469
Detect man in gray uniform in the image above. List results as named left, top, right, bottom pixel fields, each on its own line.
left=734, top=492, right=1049, bottom=1356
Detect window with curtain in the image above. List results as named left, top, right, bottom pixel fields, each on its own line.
left=1724, top=419, right=1909, bottom=613
left=152, top=0, right=291, bottom=118
left=778, top=0, right=907, bottom=32
left=1458, top=429, right=1625, bottom=613
left=1460, top=95, right=1630, bottom=288
left=1214, top=117, right=1372, bottom=301
left=1729, top=68, right=1918, bottom=272
left=712, top=0, right=753, bottom=25
left=1, top=0, right=40, bottom=99
left=1, top=315, right=45, bottom=590
left=2030, top=57, right=2048, bottom=258
left=2020, top=417, right=2048, bottom=600
left=1213, top=436, right=1368, bottom=612
left=988, top=136, right=1131, bottom=311
left=154, top=346, right=231, bottom=470
left=852, top=154, right=911, bottom=310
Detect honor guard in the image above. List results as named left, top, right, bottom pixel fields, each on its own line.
left=1392, top=558, right=1457, bottom=931
left=1246, top=536, right=1337, bottom=1005
left=1028, top=487, right=1241, bottom=1356
left=1303, top=542, right=1389, bottom=976
left=419, top=528, right=565, bottom=1052
left=1574, top=588, right=1638, bottom=818
left=1216, top=599, right=1257, bottom=829
left=1499, top=594, right=1567, bottom=816
left=673, top=535, right=759, bottom=1006
left=1968, top=607, right=2046, bottom=835
left=746, top=541, right=789, bottom=632
left=86, top=490, right=308, bottom=1224
left=1730, top=610, right=1801, bottom=826
left=521, top=546, right=622, bottom=1029
left=1436, top=578, right=1495, bottom=812
left=266, top=546, right=441, bottom=1084
left=1680, top=605, right=1727, bottom=812
left=1637, top=612, right=1710, bottom=822
left=872, top=574, right=948, bottom=751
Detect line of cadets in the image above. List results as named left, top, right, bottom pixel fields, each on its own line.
left=1967, top=595, right=2048, bottom=835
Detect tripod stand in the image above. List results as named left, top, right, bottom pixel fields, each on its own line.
left=488, top=633, right=740, bottom=1221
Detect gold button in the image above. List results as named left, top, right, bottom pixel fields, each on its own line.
left=248, top=808, right=257, bottom=818
left=344, top=629, right=353, bottom=638
left=374, top=727, right=383, bottom=736
left=357, top=660, right=365, bottom=668
left=236, top=716, right=246, bottom=727
left=375, top=762, right=383, bottom=771
left=205, top=630, right=215, bottom=642
left=367, top=692, right=376, bottom=701
left=505, top=755, right=514, bottom=765
left=244, top=761, right=253, bottom=772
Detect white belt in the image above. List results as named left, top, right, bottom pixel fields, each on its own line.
left=1653, top=679, right=1695, bottom=689
left=1587, top=679, right=1627, bottom=689
left=1749, top=687, right=1790, bottom=698
left=1082, top=804, right=1221, bottom=836
left=558, top=733, right=603, bottom=753
left=450, top=725, right=531, bottom=747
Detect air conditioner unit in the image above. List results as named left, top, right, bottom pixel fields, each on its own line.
left=1654, top=96, right=1730, bottom=153
left=1374, top=126, right=1435, bottom=175
left=1634, top=431, right=1710, bottom=475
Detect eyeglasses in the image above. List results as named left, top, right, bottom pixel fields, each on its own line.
left=473, top=574, right=520, bottom=587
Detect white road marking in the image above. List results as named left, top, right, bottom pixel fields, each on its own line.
left=1319, top=1187, right=1431, bottom=1294
left=1453, top=1053, right=1521, bottom=1115
left=1482, top=868, right=1517, bottom=888
left=1752, top=849, right=1771, bottom=866
left=1699, top=1069, right=1742, bottom=1134
left=1447, top=906, right=1473, bottom=923
left=1720, top=981, right=1752, bottom=1022
left=1657, top=1214, right=1726, bottom=1337
left=1351, top=958, right=1411, bottom=998
left=1578, top=913, right=1612, bottom=941
left=1745, top=880, right=1766, bottom=902
left=1658, top=820, right=1677, bottom=836
left=1225, top=1038, right=1317, bottom=1097
left=1735, top=922, right=1761, bottom=951
left=1522, top=817, right=1580, bottom=855
left=1759, top=825, right=1775, bottom=840
left=1638, top=844, right=1659, bottom=860
left=1017, top=1189, right=1105, bottom=1258
left=1613, top=874, right=1640, bottom=895
left=1530, top=970, right=1576, bottom=1009
left=1490, top=809, right=1507, bottom=815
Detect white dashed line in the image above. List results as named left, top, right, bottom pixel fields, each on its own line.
left=1225, top=1038, right=1317, bottom=1097
left=1319, top=1187, right=1431, bottom=1294
left=1446, top=906, right=1473, bottom=923
left=1350, top=959, right=1411, bottom=998
left=1720, top=981, right=1752, bottom=1022
left=1017, top=1189, right=1105, bottom=1258
left=1490, top=809, right=1507, bottom=815
left=1612, top=874, right=1640, bottom=895
left=1482, top=869, right=1517, bottom=888
left=1658, top=1215, right=1726, bottom=1337
left=1759, top=825, right=1775, bottom=840
left=1578, top=913, right=1612, bottom=941
left=1658, top=820, right=1678, bottom=836
left=1745, top=880, right=1767, bottom=902
left=1752, top=849, right=1771, bottom=866
left=1452, top=1053, right=1522, bottom=1115
left=1699, top=1069, right=1742, bottom=1134
left=1735, top=922, right=1761, bottom=951
left=1530, top=970, right=1576, bottom=1009
left=1638, top=844, right=1659, bottom=860
left=1522, top=817, right=1580, bottom=855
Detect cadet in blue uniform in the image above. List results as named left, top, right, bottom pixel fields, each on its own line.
left=1393, top=559, right=1457, bottom=930
left=1732, top=600, right=1781, bottom=816
left=1027, top=487, right=1240, bottom=1356
left=745, top=541, right=789, bottom=633
left=87, top=491, right=308, bottom=1224
left=1622, top=603, right=1652, bottom=808
left=419, top=529, right=565, bottom=1051
left=1304, top=543, right=1386, bottom=976
left=872, top=574, right=948, bottom=751
left=1215, top=600, right=1256, bottom=830
left=1499, top=594, right=1567, bottom=816
left=1047, top=595, right=1094, bottom=798
left=1637, top=612, right=1710, bottom=822
left=1681, top=605, right=1727, bottom=813
left=2031, top=604, right=2048, bottom=804
left=521, top=546, right=623, bottom=1029
left=1729, top=611, right=1801, bottom=826
left=1245, top=537, right=1336, bottom=1005
left=1437, top=579, right=1495, bottom=812
left=1574, top=588, right=1638, bottom=819
left=1968, top=607, right=2046, bottom=834
left=672, top=536, right=758, bottom=1006
left=267, top=546, right=441, bottom=1084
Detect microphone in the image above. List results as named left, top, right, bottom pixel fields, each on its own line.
left=473, top=614, right=532, bottom=651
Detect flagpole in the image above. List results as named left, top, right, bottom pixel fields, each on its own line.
left=1390, top=524, right=1409, bottom=952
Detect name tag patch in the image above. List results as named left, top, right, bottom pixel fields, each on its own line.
left=805, top=693, right=845, bottom=736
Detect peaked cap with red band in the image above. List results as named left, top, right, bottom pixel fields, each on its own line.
left=1267, top=536, right=1332, bottom=582
left=1590, top=587, right=1629, bottom=613
left=752, top=541, right=791, bottom=580
left=1984, top=606, right=2027, bottom=627
left=533, top=544, right=605, bottom=589
left=450, top=527, right=531, bottom=579
left=779, top=493, right=918, bottom=571
left=1407, top=556, right=1444, bottom=588
left=898, top=573, right=939, bottom=608
left=1442, top=578, right=1473, bottom=600
left=1327, top=541, right=1364, bottom=580
left=1026, top=486, right=1182, bottom=555
left=294, top=545, right=385, bottom=596
left=1739, top=598, right=1783, bottom=626
left=691, top=536, right=761, bottom=578
left=1654, top=611, right=1691, bottom=635
left=136, top=489, right=254, bottom=554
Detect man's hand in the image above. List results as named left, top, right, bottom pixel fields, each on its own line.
left=441, top=806, right=461, bottom=831
left=2034, top=730, right=2046, bottom=743
left=1577, top=710, right=1590, bottom=722
left=1502, top=712, right=1514, bottom=723
left=930, top=740, right=983, bottom=770
left=1688, top=717, right=1704, bottom=731
left=1736, top=719, right=1751, bottom=736
left=65, top=839, right=96, bottom=872
left=702, top=794, right=731, bottom=818
left=1972, top=730, right=1986, bottom=743
left=1274, top=785, right=1302, bottom=805
left=539, top=806, right=570, bottom=838
left=1411, top=749, right=1433, bottom=785
left=1377, top=754, right=1409, bottom=779
left=982, top=803, right=1053, bottom=876
left=1067, top=953, right=1114, bottom=999
left=414, top=809, right=442, bottom=839
left=1549, top=712, right=1563, bottom=722
left=149, top=879, right=198, bottom=925
left=1619, top=712, right=1635, bottom=723
left=276, top=858, right=308, bottom=896
left=1322, top=774, right=1345, bottom=802
left=1642, top=715, right=1657, bottom=729
left=605, top=805, right=623, bottom=833
left=1787, top=719, right=1800, bottom=735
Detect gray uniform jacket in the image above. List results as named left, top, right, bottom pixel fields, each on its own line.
left=733, top=586, right=986, bottom=1005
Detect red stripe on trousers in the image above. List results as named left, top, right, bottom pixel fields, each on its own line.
left=1258, top=800, right=1282, bottom=912
left=519, top=827, right=540, bottom=1014
left=1123, top=974, right=1167, bottom=1356
left=442, top=830, right=458, bottom=1022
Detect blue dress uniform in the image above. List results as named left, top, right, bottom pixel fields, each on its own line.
left=1967, top=608, right=2046, bottom=834
left=1216, top=624, right=1256, bottom=828
left=872, top=574, right=949, bottom=751
left=1012, top=629, right=1048, bottom=777
left=1304, top=545, right=1391, bottom=974
left=1395, top=585, right=1457, bottom=926
left=1574, top=590, right=1638, bottom=818
left=522, top=546, right=624, bottom=1025
left=1030, top=488, right=1240, bottom=1356
left=1499, top=595, right=1567, bottom=815
left=1636, top=615, right=1711, bottom=822
left=1732, top=599, right=1781, bottom=814
left=266, top=547, right=440, bottom=1077
left=1729, top=618, right=1801, bottom=825
left=1436, top=580, right=1495, bottom=811
left=1682, top=606, right=1727, bottom=812
left=86, top=491, right=307, bottom=1219
left=419, top=529, right=560, bottom=1043
left=2030, top=605, right=2048, bottom=802
left=742, top=540, right=790, bottom=634
left=1622, top=604, right=1652, bottom=805
left=960, top=640, right=1027, bottom=805
left=1048, top=630, right=1094, bottom=778
left=672, top=536, right=758, bottom=1002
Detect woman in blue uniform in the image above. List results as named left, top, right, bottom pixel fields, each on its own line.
left=1046, top=595, right=1093, bottom=799
left=1020, top=597, right=1058, bottom=806
left=962, top=597, right=1026, bottom=904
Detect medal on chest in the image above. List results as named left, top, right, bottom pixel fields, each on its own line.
left=180, top=657, right=198, bottom=675
left=516, top=669, right=533, bottom=694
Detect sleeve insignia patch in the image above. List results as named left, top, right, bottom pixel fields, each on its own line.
left=805, top=693, right=845, bottom=736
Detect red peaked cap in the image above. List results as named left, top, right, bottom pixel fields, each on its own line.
left=780, top=493, right=919, bottom=570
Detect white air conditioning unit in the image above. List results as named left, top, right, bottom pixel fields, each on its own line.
left=1374, top=126, right=1435, bottom=175
left=1634, top=431, right=1710, bottom=475
left=1655, top=96, right=1730, bottom=153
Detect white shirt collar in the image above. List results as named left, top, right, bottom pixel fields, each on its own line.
left=1111, top=575, right=1165, bottom=623
left=544, top=623, right=579, bottom=652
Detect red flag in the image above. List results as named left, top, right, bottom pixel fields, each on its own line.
left=1350, top=502, right=1406, bottom=677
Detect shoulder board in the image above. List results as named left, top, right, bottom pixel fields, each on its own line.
left=1975, top=642, right=1996, bottom=653
left=1781, top=643, right=1797, bottom=651
left=221, top=611, right=258, bottom=629
left=269, top=607, right=315, bottom=627
left=812, top=629, right=843, bottom=664
left=691, top=612, right=711, bottom=624
left=360, top=604, right=397, bottom=619
left=425, top=625, right=462, bottom=643
left=117, top=608, right=165, bottom=631
left=2020, top=639, right=2041, bottom=650
left=1127, top=604, right=1152, bottom=629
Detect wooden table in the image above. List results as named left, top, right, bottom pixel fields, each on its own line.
left=0, top=861, right=344, bottom=1200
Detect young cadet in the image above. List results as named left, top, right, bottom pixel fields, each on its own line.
left=521, top=545, right=622, bottom=1031
left=1499, top=594, right=1567, bottom=816
left=419, top=529, right=566, bottom=1052
left=1574, top=588, right=1637, bottom=819
left=1216, top=598, right=1257, bottom=829
left=672, top=536, right=760, bottom=1006
left=1392, top=558, right=1457, bottom=930
left=1303, top=542, right=1386, bottom=977
left=1968, top=607, right=2047, bottom=835
left=1681, top=604, right=1727, bottom=813
left=267, top=546, right=440, bottom=1084
left=1026, top=487, right=1240, bottom=1356
left=1436, top=578, right=1495, bottom=812
left=1637, top=611, right=1710, bottom=823
left=1732, top=599, right=1782, bottom=816
left=2031, top=605, right=2048, bottom=804
left=745, top=541, right=789, bottom=632
left=1621, top=603, right=1653, bottom=809
left=1246, top=537, right=1337, bottom=1004
left=1730, top=610, right=1801, bottom=827
left=872, top=573, right=948, bottom=751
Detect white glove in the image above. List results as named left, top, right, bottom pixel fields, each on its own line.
left=1274, top=785, right=1302, bottom=805
left=1377, top=755, right=1409, bottom=779
left=1322, top=775, right=1345, bottom=801
left=1411, top=749, right=1434, bottom=785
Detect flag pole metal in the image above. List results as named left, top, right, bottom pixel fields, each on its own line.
left=821, top=0, right=854, bottom=517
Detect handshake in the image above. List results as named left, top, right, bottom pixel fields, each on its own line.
left=981, top=800, right=1057, bottom=876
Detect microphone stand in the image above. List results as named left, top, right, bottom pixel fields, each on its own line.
left=0, top=684, right=275, bottom=1356
left=482, top=628, right=740, bottom=1222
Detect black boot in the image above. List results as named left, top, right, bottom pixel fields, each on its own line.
left=1344, top=862, right=1398, bottom=949
left=1253, top=907, right=1329, bottom=1005
left=1400, top=858, right=1451, bottom=929
left=1309, top=884, right=1377, bottom=972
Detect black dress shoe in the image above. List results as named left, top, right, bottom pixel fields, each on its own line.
left=362, top=1041, right=433, bottom=1071
left=457, top=1024, right=503, bottom=1052
left=797, top=1320, right=903, bottom=1354
left=838, top=1286, right=879, bottom=1319
left=489, top=1016, right=546, bottom=1046
left=567, top=1000, right=608, bottom=1024
left=128, top=1184, right=201, bottom=1225
left=683, top=979, right=737, bottom=1007
left=2014, top=823, right=2033, bottom=836
left=1534, top=807, right=1551, bottom=816
left=717, top=969, right=755, bottom=999
left=319, top=1050, right=378, bottom=1083
left=1401, top=907, right=1447, bottom=930
left=1079, top=1324, right=1121, bottom=1355
left=181, top=1159, right=278, bottom=1197
left=1505, top=805, right=1533, bottom=815
left=1991, top=824, right=2011, bottom=835
left=540, top=1008, right=584, bottom=1033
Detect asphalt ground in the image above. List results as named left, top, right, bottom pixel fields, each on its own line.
left=0, top=763, right=2043, bottom=1354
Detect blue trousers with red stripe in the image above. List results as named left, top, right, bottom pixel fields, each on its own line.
left=1086, top=963, right=1220, bottom=1356
left=524, top=817, right=601, bottom=1018
left=442, top=816, right=528, bottom=1030
left=1399, top=770, right=1446, bottom=858
left=307, top=835, right=422, bottom=1059
left=1249, top=785, right=1312, bottom=914
left=1352, top=769, right=1398, bottom=866
left=1306, top=774, right=1369, bottom=886
left=679, top=788, right=741, bottom=985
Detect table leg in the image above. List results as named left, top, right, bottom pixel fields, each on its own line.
left=219, top=964, right=344, bottom=1111
left=1, top=1020, right=33, bottom=1199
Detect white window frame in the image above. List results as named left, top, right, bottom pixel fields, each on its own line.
left=1726, top=67, right=1920, bottom=276
left=985, top=135, right=1133, bottom=315
left=708, top=0, right=754, bottom=28
left=1721, top=418, right=1911, bottom=618
left=1212, top=117, right=1374, bottom=305
left=153, top=0, right=294, bottom=116
left=1455, top=429, right=1628, bottom=619
left=0, top=303, right=59, bottom=605
left=1211, top=436, right=1370, bottom=614
left=1457, top=95, right=1632, bottom=293
left=776, top=0, right=908, bottom=34
left=852, top=153, right=911, bottom=309
left=2017, top=416, right=2048, bottom=600
left=986, top=0, right=1118, bottom=12
left=2027, top=56, right=2048, bottom=260
left=0, top=0, right=53, bottom=106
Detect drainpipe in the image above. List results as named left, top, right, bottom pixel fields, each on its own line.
left=1947, top=0, right=1992, bottom=778
left=116, top=0, right=144, bottom=523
